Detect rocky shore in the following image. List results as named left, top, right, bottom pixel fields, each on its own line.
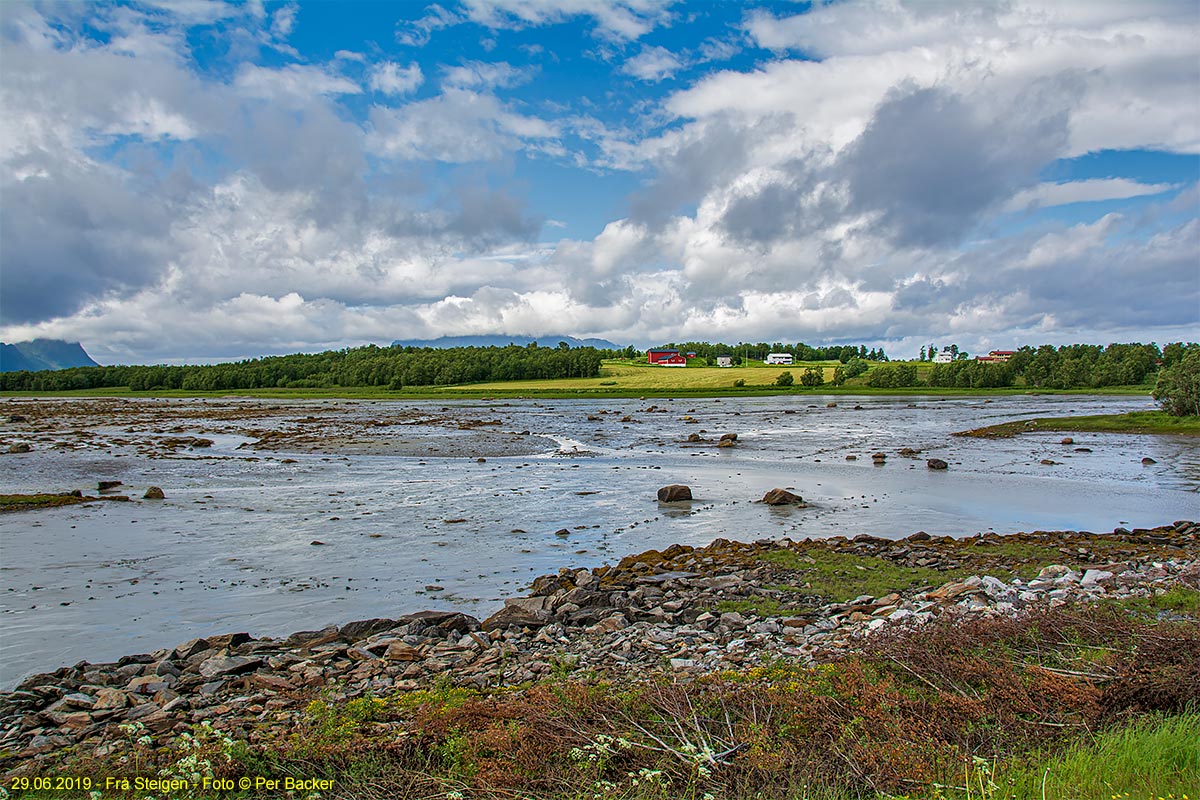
left=3, top=520, right=1196, bottom=776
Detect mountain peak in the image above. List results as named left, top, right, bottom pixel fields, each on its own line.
left=0, top=339, right=99, bottom=372
left=389, top=334, right=621, bottom=350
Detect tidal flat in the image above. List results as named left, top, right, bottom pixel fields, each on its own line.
left=1, top=393, right=1196, bottom=687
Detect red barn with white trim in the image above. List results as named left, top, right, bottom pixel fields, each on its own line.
left=647, top=348, right=680, bottom=364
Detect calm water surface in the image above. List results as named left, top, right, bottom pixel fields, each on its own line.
left=1, top=394, right=1196, bottom=686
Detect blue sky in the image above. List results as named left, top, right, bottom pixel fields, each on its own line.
left=1, top=0, right=1197, bottom=363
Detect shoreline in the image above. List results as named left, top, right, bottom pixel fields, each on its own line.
left=4, top=521, right=1196, bottom=776
left=1, top=383, right=1156, bottom=401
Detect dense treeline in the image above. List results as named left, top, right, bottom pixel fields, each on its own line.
left=0, top=344, right=603, bottom=392
left=925, top=343, right=1193, bottom=389
left=1009, top=343, right=1167, bottom=389
left=1, top=340, right=1195, bottom=395
left=865, top=364, right=920, bottom=388
left=644, top=342, right=888, bottom=363
left=927, top=361, right=1016, bottom=388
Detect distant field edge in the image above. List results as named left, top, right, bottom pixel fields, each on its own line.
left=0, top=385, right=1156, bottom=401
left=956, top=410, right=1200, bottom=438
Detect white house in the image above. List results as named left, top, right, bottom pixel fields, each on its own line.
left=765, top=353, right=793, bottom=365
left=716, top=356, right=733, bottom=368
left=933, top=350, right=954, bottom=364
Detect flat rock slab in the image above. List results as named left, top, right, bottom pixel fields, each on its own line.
left=197, top=655, right=264, bottom=679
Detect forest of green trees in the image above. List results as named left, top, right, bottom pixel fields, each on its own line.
left=0, top=343, right=604, bottom=392
left=923, top=342, right=1186, bottom=390
left=647, top=342, right=888, bottom=363
left=0, top=340, right=1194, bottom=394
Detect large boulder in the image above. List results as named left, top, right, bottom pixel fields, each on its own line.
left=399, top=610, right=480, bottom=633
left=338, top=618, right=397, bottom=642
left=483, top=596, right=554, bottom=631
left=143, top=486, right=165, bottom=499
left=926, top=459, right=949, bottom=470
left=657, top=484, right=693, bottom=502
left=761, top=488, right=805, bottom=506
left=197, top=655, right=263, bottom=679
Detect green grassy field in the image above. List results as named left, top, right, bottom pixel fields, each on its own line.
left=0, top=360, right=1159, bottom=400
left=957, top=410, right=1200, bottom=438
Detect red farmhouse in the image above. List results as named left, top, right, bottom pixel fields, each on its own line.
left=647, top=348, right=680, bottom=364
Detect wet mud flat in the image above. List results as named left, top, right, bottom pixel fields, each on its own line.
left=1, top=393, right=1197, bottom=689
left=0, top=397, right=559, bottom=460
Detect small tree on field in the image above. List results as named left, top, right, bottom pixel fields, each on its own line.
left=1153, top=350, right=1200, bottom=416
left=775, top=371, right=794, bottom=387
left=800, top=367, right=824, bottom=387
left=844, top=358, right=869, bottom=378
left=830, top=367, right=846, bottom=386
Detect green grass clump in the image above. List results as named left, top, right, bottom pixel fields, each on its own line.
left=1114, top=587, right=1200, bottom=618
left=757, top=550, right=966, bottom=603
left=754, top=543, right=1068, bottom=606
left=958, top=411, right=1200, bottom=438
left=992, top=712, right=1200, bottom=800
left=0, top=493, right=87, bottom=512
left=767, top=551, right=943, bottom=602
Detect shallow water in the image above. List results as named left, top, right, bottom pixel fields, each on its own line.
left=1, top=394, right=1195, bottom=686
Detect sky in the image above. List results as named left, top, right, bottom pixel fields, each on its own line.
left=1, top=0, right=1197, bottom=365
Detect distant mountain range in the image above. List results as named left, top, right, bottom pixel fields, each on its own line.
left=0, top=339, right=99, bottom=372
left=390, top=334, right=622, bottom=350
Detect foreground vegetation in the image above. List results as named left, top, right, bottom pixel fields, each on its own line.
left=11, top=597, right=1197, bottom=800
left=956, top=411, right=1200, bottom=438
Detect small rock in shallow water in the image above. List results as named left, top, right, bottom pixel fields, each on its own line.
left=657, top=484, right=692, bottom=502
left=761, top=488, right=805, bottom=506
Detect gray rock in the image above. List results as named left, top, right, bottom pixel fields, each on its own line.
left=1081, top=569, right=1115, bottom=587
left=483, top=597, right=554, bottom=631
left=124, top=702, right=162, bottom=721
left=197, top=655, right=263, bottom=679
left=338, top=618, right=397, bottom=642
left=58, top=692, right=96, bottom=710
left=400, top=610, right=480, bottom=633
left=980, top=576, right=1009, bottom=598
